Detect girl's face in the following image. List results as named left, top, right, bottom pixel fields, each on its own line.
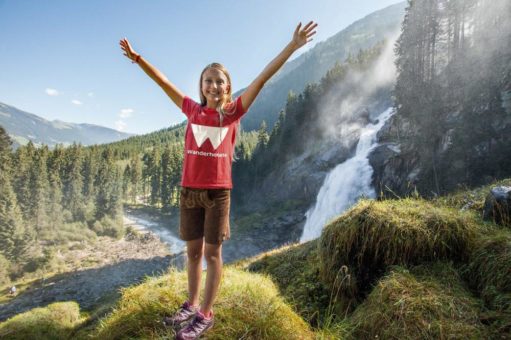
left=201, top=68, right=230, bottom=108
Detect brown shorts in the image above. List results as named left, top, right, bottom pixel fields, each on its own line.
left=179, top=187, right=231, bottom=245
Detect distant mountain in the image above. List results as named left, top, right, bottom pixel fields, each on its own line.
left=0, top=102, right=135, bottom=148
left=236, top=1, right=406, bottom=131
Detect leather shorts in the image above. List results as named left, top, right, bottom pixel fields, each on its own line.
left=179, top=187, right=231, bottom=244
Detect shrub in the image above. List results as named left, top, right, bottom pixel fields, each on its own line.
left=0, top=254, right=11, bottom=287
left=91, top=216, right=124, bottom=239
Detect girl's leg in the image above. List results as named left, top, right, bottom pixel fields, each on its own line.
left=186, top=238, right=204, bottom=306
left=201, top=242, right=223, bottom=315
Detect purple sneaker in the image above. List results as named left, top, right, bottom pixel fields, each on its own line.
left=176, top=311, right=214, bottom=340
left=163, top=301, right=198, bottom=328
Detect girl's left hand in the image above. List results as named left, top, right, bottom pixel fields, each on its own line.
left=119, top=38, right=139, bottom=63
left=292, top=21, right=318, bottom=49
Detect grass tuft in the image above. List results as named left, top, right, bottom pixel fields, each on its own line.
left=347, top=263, right=486, bottom=339
left=319, top=198, right=480, bottom=300
left=0, top=301, right=85, bottom=340
left=463, top=230, right=511, bottom=311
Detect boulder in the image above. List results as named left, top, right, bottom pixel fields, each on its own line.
left=483, top=186, right=511, bottom=226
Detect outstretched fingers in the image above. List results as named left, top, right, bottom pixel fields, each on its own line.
left=294, top=22, right=302, bottom=36
left=303, top=22, right=318, bottom=35
left=119, top=38, right=137, bottom=61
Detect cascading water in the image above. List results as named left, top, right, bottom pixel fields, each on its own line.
left=300, top=107, right=395, bottom=242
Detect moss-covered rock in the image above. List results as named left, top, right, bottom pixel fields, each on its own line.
left=319, top=198, right=480, bottom=299
left=347, top=264, right=486, bottom=339
left=95, top=267, right=314, bottom=339
left=435, top=178, right=511, bottom=214
left=0, top=301, right=85, bottom=340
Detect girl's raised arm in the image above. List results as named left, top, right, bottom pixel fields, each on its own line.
left=120, top=38, right=185, bottom=110
left=240, top=21, right=318, bottom=112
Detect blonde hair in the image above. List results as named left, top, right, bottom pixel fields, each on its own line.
left=199, top=62, right=240, bottom=160
left=199, top=63, right=237, bottom=126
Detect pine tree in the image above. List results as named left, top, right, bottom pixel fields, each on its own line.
left=95, top=149, right=115, bottom=220
left=28, top=147, right=50, bottom=235
left=256, top=120, right=269, bottom=149
left=160, top=146, right=173, bottom=210
left=122, top=164, right=131, bottom=202
left=0, top=127, right=28, bottom=261
left=148, top=146, right=161, bottom=206
left=63, top=144, right=85, bottom=220
left=12, top=142, right=35, bottom=220
left=46, top=171, right=64, bottom=235
left=130, top=155, right=143, bottom=204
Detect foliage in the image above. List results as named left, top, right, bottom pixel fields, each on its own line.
left=393, top=0, right=511, bottom=194
left=233, top=42, right=390, bottom=204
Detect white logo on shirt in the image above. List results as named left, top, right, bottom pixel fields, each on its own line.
left=191, top=124, right=229, bottom=150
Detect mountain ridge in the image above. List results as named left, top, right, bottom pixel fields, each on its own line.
left=0, top=101, right=135, bottom=148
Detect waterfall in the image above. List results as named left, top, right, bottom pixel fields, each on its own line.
left=300, top=107, right=394, bottom=242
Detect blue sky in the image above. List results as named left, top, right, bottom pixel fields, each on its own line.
left=0, top=0, right=400, bottom=135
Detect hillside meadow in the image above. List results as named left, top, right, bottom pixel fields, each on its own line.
left=1, top=179, right=510, bottom=339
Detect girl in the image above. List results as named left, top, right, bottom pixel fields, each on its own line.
left=120, top=21, right=317, bottom=340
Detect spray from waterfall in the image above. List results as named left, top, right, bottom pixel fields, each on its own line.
left=300, top=107, right=394, bottom=242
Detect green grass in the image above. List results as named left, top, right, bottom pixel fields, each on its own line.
left=461, top=229, right=511, bottom=337
left=245, top=241, right=335, bottom=327
left=463, top=230, right=511, bottom=310
left=3, top=179, right=511, bottom=339
left=319, top=198, right=481, bottom=299
left=435, top=178, right=511, bottom=213
left=94, top=267, right=315, bottom=339
left=0, top=278, right=39, bottom=304
left=0, top=302, right=86, bottom=340
left=347, top=264, right=486, bottom=339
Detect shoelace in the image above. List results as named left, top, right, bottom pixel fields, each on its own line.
left=184, top=316, right=209, bottom=334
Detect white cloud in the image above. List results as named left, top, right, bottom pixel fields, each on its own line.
left=46, top=88, right=59, bottom=96
left=88, top=92, right=94, bottom=97
left=119, top=108, right=133, bottom=118
left=71, top=100, right=83, bottom=105
left=115, top=120, right=127, bottom=131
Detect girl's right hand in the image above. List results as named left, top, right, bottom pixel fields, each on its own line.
left=119, top=38, right=139, bottom=63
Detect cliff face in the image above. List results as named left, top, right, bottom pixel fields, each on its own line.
left=370, top=86, right=511, bottom=197
left=369, top=0, right=511, bottom=197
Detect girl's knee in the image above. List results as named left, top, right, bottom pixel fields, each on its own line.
left=187, top=249, right=203, bottom=261
left=204, top=244, right=222, bottom=263
left=204, top=253, right=222, bottom=264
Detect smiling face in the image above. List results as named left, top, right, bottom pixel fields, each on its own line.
left=199, top=65, right=232, bottom=109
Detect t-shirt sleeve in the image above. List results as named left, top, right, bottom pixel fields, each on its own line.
left=181, top=96, right=200, bottom=119
left=229, top=96, right=248, bottom=121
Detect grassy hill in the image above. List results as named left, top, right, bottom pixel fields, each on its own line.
left=1, top=179, right=510, bottom=339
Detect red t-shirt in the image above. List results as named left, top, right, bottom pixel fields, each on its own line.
left=181, top=96, right=247, bottom=189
